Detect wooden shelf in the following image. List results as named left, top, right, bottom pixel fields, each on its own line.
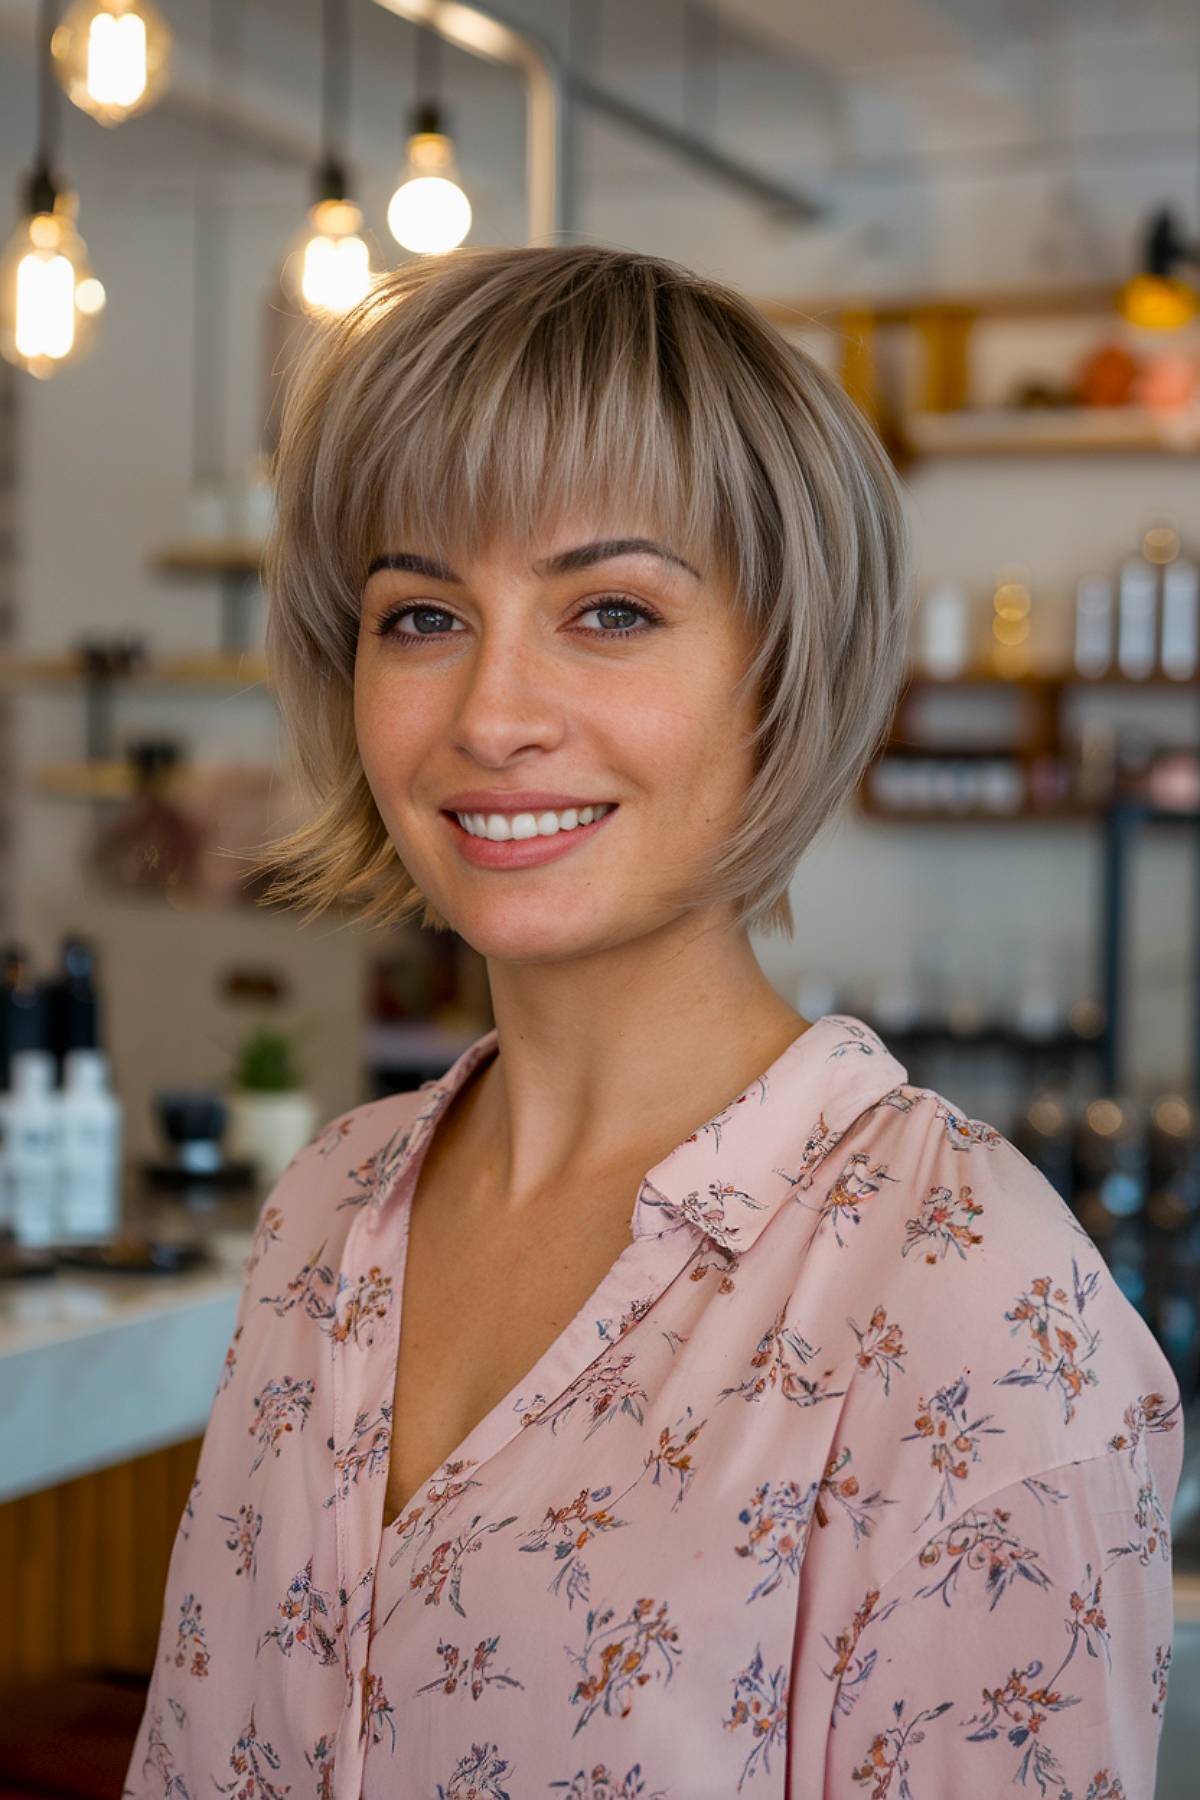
left=750, top=282, right=1200, bottom=466
left=28, top=760, right=275, bottom=801
left=754, top=282, right=1127, bottom=326
left=857, top=803, right=1199, bottom=827
left=857, top=793, right=1101, bottom=825
left=149, top=541, right=264, bottom=577
left=0, top=651, right=270, bottom=689
left=900, top=665, right=1199, bottom=688
left=900, top=405, right=1200, bottom=458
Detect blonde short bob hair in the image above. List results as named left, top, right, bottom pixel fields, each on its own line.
left=252, top=242, right=912, bottom=940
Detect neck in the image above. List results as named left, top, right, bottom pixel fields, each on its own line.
left=454, top=914, right=811, bottom=1218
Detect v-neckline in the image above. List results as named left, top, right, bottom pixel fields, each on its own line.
left=374, top=1063, right=699, bottom=1541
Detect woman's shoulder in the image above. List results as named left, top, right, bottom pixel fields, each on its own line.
left=807, top=1078, right=1182, bottom=1511
left=857, top=1077, right=1089, bottom=1270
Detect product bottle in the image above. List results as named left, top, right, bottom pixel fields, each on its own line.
left=0, top=943, right=47, bottom=1093
left=1116, top=555, right=1158, bottom=680
left=44, top=934, right=104, bottom=1081
left=6, top=1049, right=62, bottom=1248
left=916, top=580, right=971, bottom=677
left=1073, top=574, right=1114, bottom=678
left=57, top=1047, right=123, bottom=1241
left=1160, top=554, right=1199, bottom=680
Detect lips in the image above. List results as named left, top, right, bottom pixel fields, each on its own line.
left=440, top=791, right=617, bottom=813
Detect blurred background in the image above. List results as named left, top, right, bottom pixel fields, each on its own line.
left=0, top=0, right=1198, bottom=1792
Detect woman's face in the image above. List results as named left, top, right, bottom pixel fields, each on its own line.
left=354, top=511, right=761, bottom=964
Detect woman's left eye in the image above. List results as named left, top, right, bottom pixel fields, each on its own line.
left=372, top=596, right=662, bottom=645
left=572, top=597, right=662, bottom=638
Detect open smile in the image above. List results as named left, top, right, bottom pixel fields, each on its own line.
left=440, top=803, right=619, bottom=869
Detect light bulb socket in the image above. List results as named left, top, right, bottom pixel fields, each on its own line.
left=313, top=153, right=352, bottom=206
left=24, top=159, right=58, bottom=219
left=410, top=101, right=445, bottom=138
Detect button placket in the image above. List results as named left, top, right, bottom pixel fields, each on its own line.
left=330, top=1169, right=411, bottom=1797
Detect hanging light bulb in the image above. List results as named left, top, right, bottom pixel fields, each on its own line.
left=293, top=164, right=373, bottom=317
left=50, top=0, right=171, bottom=125
left=387, top=103, right=472, bottom=255
left=0, top=180, right=105, bottom=378
left=283, top=1, right=374, bottom=319
left=3, top=4, right=104, bottom=377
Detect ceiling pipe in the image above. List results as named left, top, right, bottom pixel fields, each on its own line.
left=369, top=0, right=825, bottom=242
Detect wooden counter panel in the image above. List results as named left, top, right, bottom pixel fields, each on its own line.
left=0, top=1435, right=202, bottom=1682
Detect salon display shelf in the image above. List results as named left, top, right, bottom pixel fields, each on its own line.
left=756, top=281, right=1134, bottom=330
left=856, top=796, right=1105, bottom=825
left=899, top=404, right=1200, bottom=458
left=27, top=758, right=277, bottom=802
left=148, top=540, right=264, bottom=577
left=899, top=666, right=1200, bottom=690
left=0, top=650, right=269, bottom=688
left=2, top=649, right=274, bottom=768
left=149, top=541, right=265, bottom=655
left=754, top=282, right=1199, bottom=468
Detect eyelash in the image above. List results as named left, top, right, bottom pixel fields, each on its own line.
left=371, top=595, right=664, bottom=647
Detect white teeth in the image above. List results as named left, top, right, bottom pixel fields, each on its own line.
left=454, top=803, right=614, bottom=841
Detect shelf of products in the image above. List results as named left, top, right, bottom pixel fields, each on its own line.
left=148, top=541, right=264, bottom=577
left=0, top=651, right=269, bottom=689
left=27, top=761, right=276, bottom=803
left=752, top=282, right=1199, bottom=468
left=901, top=405, right=1200, bottom=458
left=1, top=636, right=273, bottom=772
left=148, top=541, right=265, bottom=653
left=897, top=666, right=1199, bottom=688
left=859, top=662, right=1200, bottom=825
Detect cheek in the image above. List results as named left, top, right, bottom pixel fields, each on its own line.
left=354, top=668, right=436, bottom=772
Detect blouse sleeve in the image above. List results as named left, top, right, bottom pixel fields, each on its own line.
left=808, top=1423, right=1181, bottom=1800
left=120, top=1157, right=317, bottom=1797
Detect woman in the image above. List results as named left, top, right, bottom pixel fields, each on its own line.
left=124, top=245, right=1181, bottom=1799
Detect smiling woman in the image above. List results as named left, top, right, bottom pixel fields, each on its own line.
left=122, top=244, right=1181, bottom=1800
left=245, top=241, right=913, bottom=939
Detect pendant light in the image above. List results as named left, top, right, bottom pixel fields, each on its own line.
left=0, top=0, right=105, bottom=379
left=386, top=19, right=471, bottom=256
left=50, top=0, right=171, bottom=126
left=1119, top=208, right=1199, bottom=331
left=287, top=0, right=373, bottom=318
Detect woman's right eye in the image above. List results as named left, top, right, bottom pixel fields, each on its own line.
left=373, top=604, right=461, bottom=644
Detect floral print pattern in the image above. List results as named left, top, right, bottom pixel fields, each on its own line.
left=120, top=1014, right=1182, bottom=1799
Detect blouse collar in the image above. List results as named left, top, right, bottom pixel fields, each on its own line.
left=392, top=1013, right=909, bottom=1253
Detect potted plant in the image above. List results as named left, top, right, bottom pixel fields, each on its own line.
left=224, top=1022, right=317, bottom=1188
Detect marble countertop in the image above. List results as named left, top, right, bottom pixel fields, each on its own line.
left=0, top=1189, right=261, bottom=1503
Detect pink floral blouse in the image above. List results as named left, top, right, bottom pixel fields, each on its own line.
left=122, top=1013, right=1183, bottom=1800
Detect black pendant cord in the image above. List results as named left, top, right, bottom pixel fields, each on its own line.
left=412, top=10, right=443, bottom=137
left=191, top=0, right=243, bottom=486
left=316, top=0, right=351, bottom=201
left=29, top=0, right=62, bottom=213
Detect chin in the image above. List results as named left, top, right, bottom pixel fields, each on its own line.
left=449, top=904, right=633, bottom=967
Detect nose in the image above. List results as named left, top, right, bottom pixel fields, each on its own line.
left=448, top=625, right=568, bottom=763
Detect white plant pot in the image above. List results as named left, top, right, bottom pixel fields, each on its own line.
left=225, top=1089, right=318, bottom=1189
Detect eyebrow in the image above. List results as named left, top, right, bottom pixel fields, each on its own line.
left=365, top=538, right=702, bottom=584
